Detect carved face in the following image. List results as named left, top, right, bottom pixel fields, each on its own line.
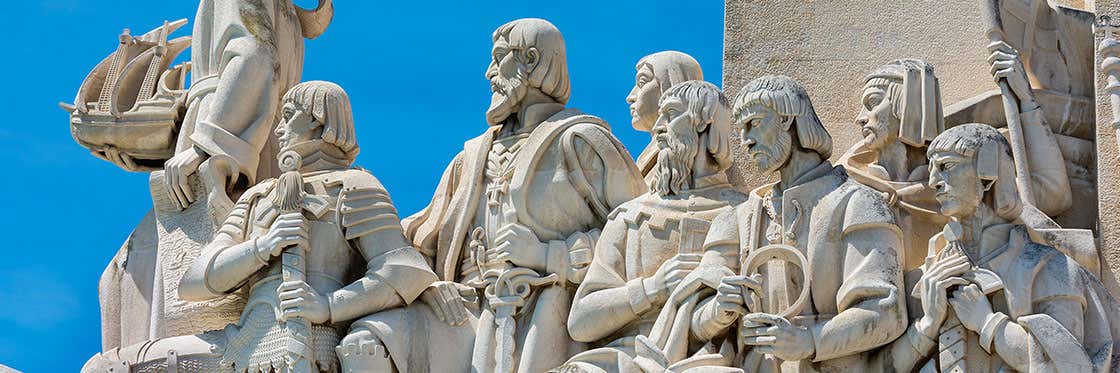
left=276, top=102, right=321, bottom=152
left=928, top=151, right=985, bottom=219
left=626, top=64, right=661, bottom=132
left=737, top=103, right=792, bottom=174
left=855, top=85, right=898, bottom=152
left=650, top=95, right=700, bottom=195
left=485, top=38, right=530, bottom=126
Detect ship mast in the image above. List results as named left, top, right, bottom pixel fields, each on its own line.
left=98, top=28, right=132, bottom=113
left=137, top=21, right=170, bottom=102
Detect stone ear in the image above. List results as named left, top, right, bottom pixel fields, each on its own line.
left=976, top=141, right=999, bottom=181
left=522, top=47, right=540, bottom=70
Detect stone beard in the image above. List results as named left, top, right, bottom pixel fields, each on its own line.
left=651, top=124, right=699, bottom=196
left=751, top=126, right=791, bottom=175
left=487, top=66, right=529, bottom=126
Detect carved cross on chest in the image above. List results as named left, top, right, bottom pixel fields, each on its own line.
left=484, top=134, right=527, bottom=208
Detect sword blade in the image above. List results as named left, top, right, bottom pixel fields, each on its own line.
left=494, top=305, right=517, bottom=373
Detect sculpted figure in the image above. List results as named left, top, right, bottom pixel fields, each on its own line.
left=556, top=81, right=747, bottom=372
left=165, top=0, right=333, bottom=211
left=838, top=57, right=1072, bottom=270
left=948, top=0, right=1095, bottom=229
left=626, top=51, right=704, bottom=184
left=337, top=18, right=645, bottom=373
left=83, top=81, right=436, bottom=372
left=873, top=123, right=1120, bottom=372
left=642, top=76, right=908, bottom=372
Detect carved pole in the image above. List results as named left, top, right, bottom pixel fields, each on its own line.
left=274, top=151, right=314, bottom=372
left=1098, top=15, right=1120, bottom=157
left=981, top=0, right=1036, bottom=206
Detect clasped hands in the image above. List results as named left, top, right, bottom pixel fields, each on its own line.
left=710, top=274, right=815, bottom=361
left=915, top=252, right=997, bottom=338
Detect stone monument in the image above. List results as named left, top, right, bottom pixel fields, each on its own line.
left=61, top=1, right=1120, bottom=372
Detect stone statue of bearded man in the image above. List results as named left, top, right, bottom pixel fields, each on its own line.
left=336, top=18, right=645, bottom=373
left=626, top=51, right=704, bottom=184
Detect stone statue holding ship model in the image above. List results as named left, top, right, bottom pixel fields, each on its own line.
left=60, top=1, right=1120, bottom=372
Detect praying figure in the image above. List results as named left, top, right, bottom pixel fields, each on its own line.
left=336, top=18, right=645, bottom=373
left=872, top=123, right=1120, bottom=372
left=626, top=51, right=704, bottom=184
left=837, top=57, right=1072, bottom=270
left=557, top=81, right=746, bottom=373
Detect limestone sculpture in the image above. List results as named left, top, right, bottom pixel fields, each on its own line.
left=557, top=80, right=747, bottom=372
left=945, top=0, right=1097, bottom=230
left=873, top=123, right=1120, bottom=372
left=62, top=2, right=1120, bottom=373
left=84, top=81, right=435, bottom=372
left=638, top=76, right=908, bottom=372
left=335, top=18, right=646, bottom=373
left=67, top=0, right=335, bottom=357
left=626, top=51, right=704, bottom=185
left=836, top=56, right=1076, bottom=271
left=166, top=0, right=334, bottom=213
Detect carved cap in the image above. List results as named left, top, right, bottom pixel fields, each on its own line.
left=865, top=59, right=944, bottom=148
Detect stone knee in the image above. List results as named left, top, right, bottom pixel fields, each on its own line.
left=337, top=328, right=394, bottom=373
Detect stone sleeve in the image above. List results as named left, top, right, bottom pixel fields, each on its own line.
left=566, top=213, right=641, bottom=343
left=559, top=123, right=646, bottom=221
left=810, top=190, right=907, bottom=362
left=178, top=184, right=270, bottom=300
left=187, top=33, right=282, bottom=184
left=329, top=170, right=439, bottom=321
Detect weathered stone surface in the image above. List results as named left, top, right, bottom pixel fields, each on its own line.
left=723, top=0, right=996, bottom=191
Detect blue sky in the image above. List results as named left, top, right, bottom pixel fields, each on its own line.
left=0, top=1, right=722, bottom=371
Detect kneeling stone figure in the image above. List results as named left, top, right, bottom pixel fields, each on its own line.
left=85, top=80, right=438, bottom=372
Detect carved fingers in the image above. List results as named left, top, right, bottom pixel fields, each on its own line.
left=740, top=313, right=815, bottom=361
left=918, top=253, right=971, bottom=333
left=164, top=147, right=206, bottom=210
left=663, top=253, right=702, bottom=295
left=277, top=280, right=330, bottom=324
left=714, top=274, right=763, bottom=323
left=986, top=40, right=1037, bottom=109
left=260, top=212, right=311, bottom=257
left=101, top=146, right=140, bottom=172
left=420, top=281, right=472, bottom=327
left=949, top=284, right=992, bottom=332
left=486, top=224, right=546, bottom=270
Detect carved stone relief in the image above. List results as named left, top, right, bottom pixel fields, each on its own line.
left=63, top=1, right=1120, bottom=372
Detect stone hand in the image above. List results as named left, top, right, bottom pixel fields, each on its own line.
left=714, top=274, right=763, bottom=324
left=278, top=280, right=330, bottom=324
left=487, top=223, right=547, bottom=270
left=916, top=253, right=971, bottom=337
left=948, top=283, right=993, bottom=332
left=420, top=281, right=473, bottom=327
left=164, top=146, right=208, bottom=210
left=642, top=253, right=702, bottom=303
left=258, top=212, right=310, bottom=258
left=741, top=313, right=815, bottom=361
left=987, top=40, right=1039, bottom=111
left=100, top=146, right=140, bottom=172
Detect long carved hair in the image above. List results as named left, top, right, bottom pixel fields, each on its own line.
left=660, top=80, right=732, bottom=172
left=493, top=18, right=571, bottom=104
left=734, top=75, right=832, bottom=159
